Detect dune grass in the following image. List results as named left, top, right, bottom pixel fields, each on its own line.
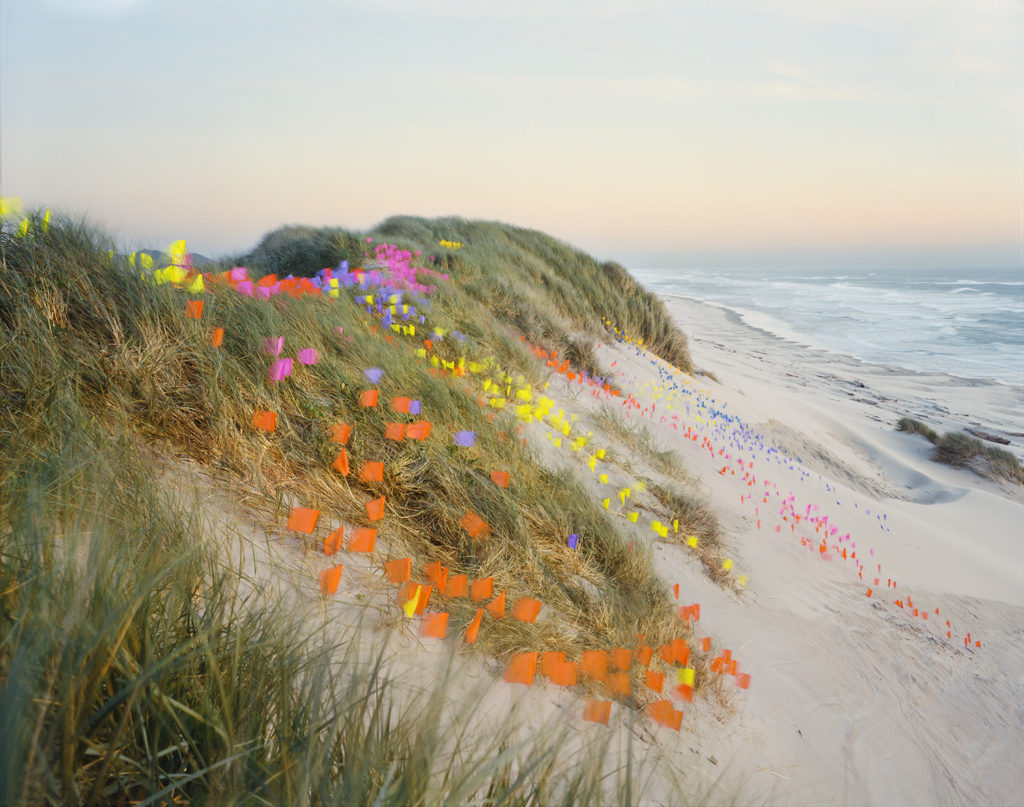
left=896, top=417, right=1023, bottom=485
left=0, top=210, right=724, bottom=803
left=896, top=417, right=939, bottom=444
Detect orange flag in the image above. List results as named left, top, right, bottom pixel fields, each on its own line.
left=405, top=421, right=433, bottom=440
left=647, top=700, right=682, bottom=731
left=445, top=574, right=468, bottom=598
left=701, top=637, right=711, bottom=652
left=185, top=299, right=203, bottom=319
left=736, top=673, right=751, bottom=689
left=548, top=661, right=578, bottom=687
left=359, top=389, right=378, bottom=407
left=645, top=670, right=665, bottom=693
left=209, top=327, right=224, bottom=347
left=460, top=511, right=488, bottom=539
left=423, top=561, right=449, bottom=595
left=540, top=651, right=566, bottom=678
left=324, top=526, right=344, bottom=555
left=420, top=612, right=449, bottom=639
left=391, top=396, right=411, bottom=413
left=511, top=597, right=541, bottom=623
left=658, top=645, right=674, bottom=665
left=673, top=639, right=690, bottom=667
left=583, top=700, right=611, bottom=725
left=608, top=672, right=632, bottom=697
left=610, top=648, right=632, bottom=670
left=348, top=527, right=376, bottom=553
left=503, top=652, right=537, bottom=685
left=366, top=496, right=385, bottom=522
left=673, top=684, right=693, bottom=703
left=490, top=470, right=510, bottom=488
left=384, top=422, right=405, bottom=441
left=635, top=645, right=654, bottom=667
left=414, top=584, right=432, bottom=615
left=252, top=410, right=277, bottom=432
left=470, top=577, right=493, bottom=601
left=464, top=608, right=483, bottom=644
left=332, top=449, right=350, bottom=476
left=329, top=423, right=352, bottom=444
left=486, top=590, right=506, bottom=619
left=319, top=563, right=343, bottom=596
left=288, top=506, right=319, bottom=534
left=359, top=461, right=384, bottom=483
left=580, top=650, right=608, bottom=682
left=385, top=557, right=411, bottom=583
left=399, top=581, right=433, bottom=615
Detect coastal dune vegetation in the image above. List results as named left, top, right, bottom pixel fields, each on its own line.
left=0, top=210, right=721, bottom=804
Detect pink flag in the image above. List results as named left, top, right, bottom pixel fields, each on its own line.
left=264, top=337, right=284, bottom=356
left=270, top=358, right=293, bottom=382
left=298, top=348, right=321, bottom=365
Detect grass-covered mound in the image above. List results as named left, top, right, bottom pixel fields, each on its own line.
left=897, top=417, right=1023, bottom=485
left=0, top=210, right=713, bottom=803
left=243, top=215, right=693, bottom=377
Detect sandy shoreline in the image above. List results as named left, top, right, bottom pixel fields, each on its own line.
left=593, top=294, right=1024, bottom=805
left=666, top=293, right=1024, bottom=461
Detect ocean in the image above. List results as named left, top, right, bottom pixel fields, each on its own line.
left=632, top=266, right=1024, bottom=389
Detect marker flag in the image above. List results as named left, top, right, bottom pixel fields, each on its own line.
left=490, top=470, right=510, bottom=488
left=209, top=327, right=224, bottom=347
left=460, top=511, right=488, bottom=539
left=504, top=652, right=537, bottom=685
left=270, top=359, right=293, bottom=383
left=329, top=423, right=353, bottom=444
left=423, top=561, right=449, bottom=595
left=511, top=597, right=541, bottom=623
left=359, top=389, right=379, bottom=407
left=583, top=700, right=611, bottom=725
left=470, top=576, right=493, bottom=601
left=348, top=527, right=376, bottom=553
left=366, top=496, right=385, bottom=522
left=319, top=564, right=343, bottom=596
left=298, top=348, right=321, bottom=365
left=385, top=557, right=411, bottom=583
left=464, top=608, right=483, bottom=643
left=485, top=590, right=506, bottom=619
left=185, top=300, right=203, bottom=319
left=287, top=506, right=320, bottom=534
left=420, top=612, right=448, bottom=639
left=324, top=527, right=344, bottom=555
left=332, top=449, right=350, bottom=476
left=445, top=574, right=468, bottom=598
left=252, top=410, right=277, bottom=432
left=647, top=700, right=682, bottom=731
left=359, top=461, right=384, bottom=483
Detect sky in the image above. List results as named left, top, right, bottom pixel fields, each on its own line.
left=1, top=0, right=1021, bottom=269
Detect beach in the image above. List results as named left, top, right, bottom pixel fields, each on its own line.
left=577, top=295, right=1024, bottom=805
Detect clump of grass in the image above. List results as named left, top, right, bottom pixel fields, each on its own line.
left=591, top=405, right=685, bottom=481
left=0, top=421, right=691, bottom=805
left=245, top=215, right=695, bottom=374
left=645, top=481, right=729, bottom=585
left=895, top=417, right=1023, bottom=486
left=0, top=210, right=730, bottom=800
left=896, top=417, right=939, bottom=444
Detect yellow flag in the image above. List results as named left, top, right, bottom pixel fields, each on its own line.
left=402, top=585, right=422, bottom=618
left=677, top=667, right=695, bottom=686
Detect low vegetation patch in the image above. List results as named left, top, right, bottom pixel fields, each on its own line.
left=897, top=417, right=1023, bottom=485
left=0, top=210, right=718, bottom=803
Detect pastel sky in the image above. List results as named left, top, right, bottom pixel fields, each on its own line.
left=2, top=0, right=1021, bottom=269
